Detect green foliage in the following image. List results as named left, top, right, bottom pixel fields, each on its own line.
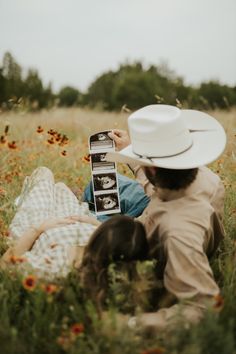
left=85, top=62, right=236, bottom=111
left=0, top=52, right=54, bottom=110
left=58, top=86, right=80, bottom=107
left=1, top=52, right=236, bottom=112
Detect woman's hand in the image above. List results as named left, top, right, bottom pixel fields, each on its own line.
left=38, top=216, right=79, bottom=234
left=108, top=129, right=130, bottom=151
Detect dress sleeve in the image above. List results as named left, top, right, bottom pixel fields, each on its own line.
left=138, top=233, right=220, bottom=331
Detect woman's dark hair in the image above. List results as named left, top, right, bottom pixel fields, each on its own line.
left=79, top=215, right=148, bottom=311
left=144, top=167, right=198, bottom=190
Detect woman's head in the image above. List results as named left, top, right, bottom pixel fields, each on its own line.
left=82, top=215, right=148, bottom=267
left=79, top=215, right=148, bottom=309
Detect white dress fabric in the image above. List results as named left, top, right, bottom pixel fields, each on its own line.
left=9, top=167, right=96, bottom=280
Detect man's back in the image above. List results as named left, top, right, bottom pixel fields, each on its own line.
left=138, top=166, right=225, bottom=251
left=135, top=166, right=225, bottom=328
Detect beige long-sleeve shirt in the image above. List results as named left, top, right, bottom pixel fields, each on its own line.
left=131, top=165, right=225, bottom=331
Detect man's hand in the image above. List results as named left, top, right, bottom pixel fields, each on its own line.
left=108, top=129, right=130, bottom=151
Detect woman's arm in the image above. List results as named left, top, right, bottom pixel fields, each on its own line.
left=1, top=227, right=42, bottom=263
left=70, top=215, right=101, bottom=226
left=1, top=216, right=80, bottom=264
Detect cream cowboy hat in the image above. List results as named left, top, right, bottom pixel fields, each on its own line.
left=107, top=105, right=226, bottom=169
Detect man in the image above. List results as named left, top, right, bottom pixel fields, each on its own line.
left=107, top=104, right=226, bottom=331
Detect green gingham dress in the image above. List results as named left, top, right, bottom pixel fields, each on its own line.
left=9, top=167, right=96, bottom=280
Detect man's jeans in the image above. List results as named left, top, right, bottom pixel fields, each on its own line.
left=83, top=173, right=150, bottom=221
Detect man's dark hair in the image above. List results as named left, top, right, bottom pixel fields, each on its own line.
left=144, top=167, right=199, bottom=190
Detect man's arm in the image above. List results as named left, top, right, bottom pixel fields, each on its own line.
left=108, top=129, right=155, bottom=197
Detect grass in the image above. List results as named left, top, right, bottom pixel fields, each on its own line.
left=0, top=107, right=236, bottom=354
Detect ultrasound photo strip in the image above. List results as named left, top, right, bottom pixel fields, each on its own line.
left=92, top=172, right=118, bottom=192
left=89, top=130, right=121, bottom=216
left=91, top=153, right=116, bottom=172
left=89, top=132, right=115, bottom=153
left=94, top=192, right=120, bottom=215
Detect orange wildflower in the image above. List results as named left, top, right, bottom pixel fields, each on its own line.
left=213, top=294, right=224, bottom=311
left=37, top=125, right=44, bottom=133
left=47, top=137, right=55, bottom=145
left=48, top=129, right=56, bottom=136
left=57, top=335, right=71, bottom=350
left=55, top=133, right=61, bottom=142
left=41, top=283, right=59, bottom=294
left=22, top=274, right=37, bottom=291
left=0, top=135, right=7, bottom=145
left=8, top=141, right=17, bottom=149
left=70, top=323, right=84, bottom=335
left=10, top=255, right=27, bottom=264
left=59, top=135, right=69, bottom=146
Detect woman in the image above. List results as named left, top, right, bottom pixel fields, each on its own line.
left=1, top=167, right=148, bottom=281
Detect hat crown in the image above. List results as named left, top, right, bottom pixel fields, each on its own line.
left=128, top=105, right=192, bottom=157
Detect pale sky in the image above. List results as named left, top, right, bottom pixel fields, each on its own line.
left=0, top=0, right=235, bottom=92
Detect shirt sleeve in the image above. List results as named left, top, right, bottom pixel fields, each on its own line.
left=127, top=163, right=155, bottom=197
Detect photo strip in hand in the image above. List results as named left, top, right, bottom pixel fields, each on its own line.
left=89, top=131, right=121, bottom=216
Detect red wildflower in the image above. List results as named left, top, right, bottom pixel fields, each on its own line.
left=141, top=348, right=165, bottom=354
left=8, top=141, right=17, bottom=149
left=70, top=323, right=84, bottom=335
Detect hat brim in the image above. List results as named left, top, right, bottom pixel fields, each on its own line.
left=106, top=110, right=226, bottom=169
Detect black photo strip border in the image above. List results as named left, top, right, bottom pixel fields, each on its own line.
left=89, top=130, right=121, bottom=216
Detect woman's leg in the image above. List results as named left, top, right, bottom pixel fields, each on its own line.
left=54, top=182, right=90, bottom=217
left=9, top=167, right=55, bottom=239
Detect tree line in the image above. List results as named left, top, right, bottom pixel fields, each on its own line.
left=0, top=52, right=236, bottom=111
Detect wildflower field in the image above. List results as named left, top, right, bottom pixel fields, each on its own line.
left=0, top=107, right=236, bottom=354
